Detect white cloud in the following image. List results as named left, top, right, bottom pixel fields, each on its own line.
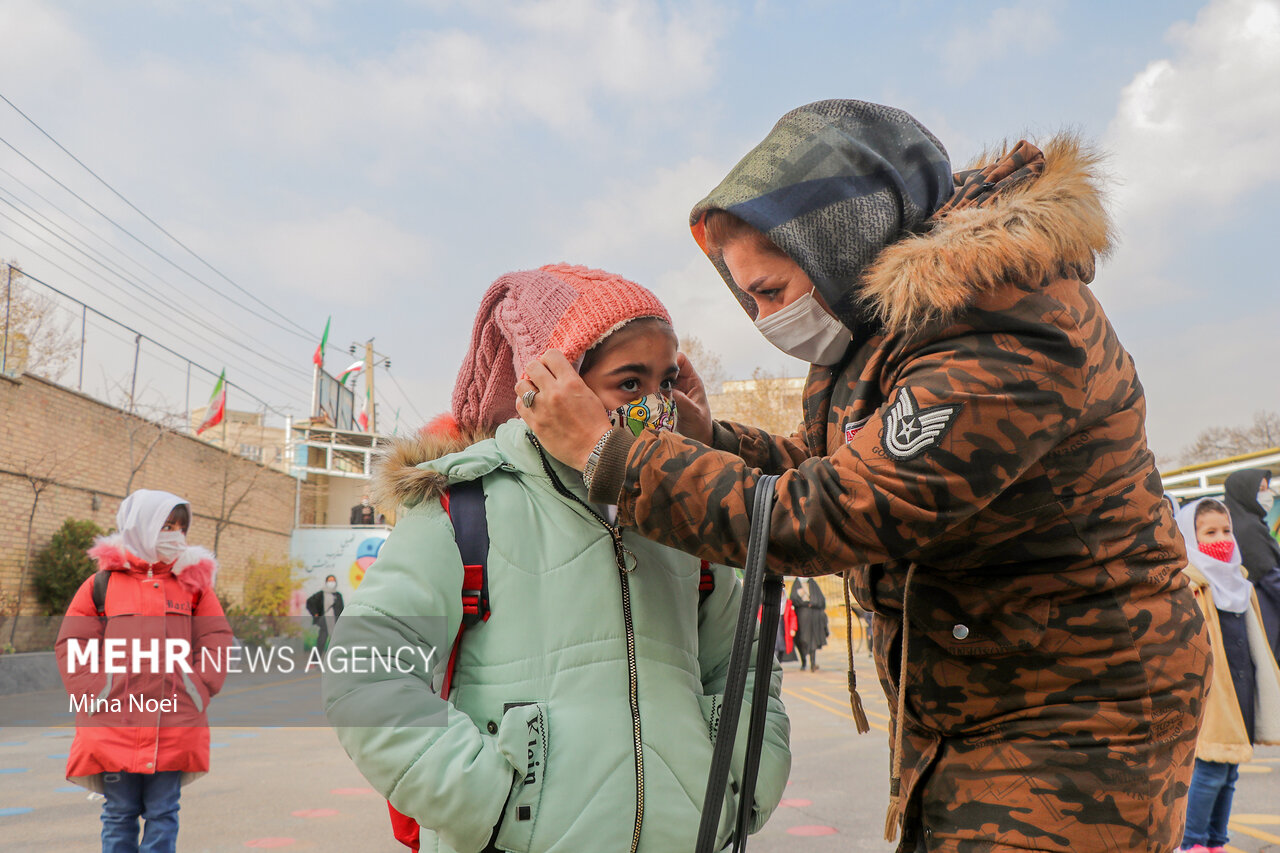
left=1100, top=0, right=1280, bottom=303
left=942, top=1, right=1061, bottom=83
left=214, top=207, right=436, bottom=307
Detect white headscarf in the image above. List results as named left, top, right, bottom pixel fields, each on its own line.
left=1175, top=498, right=1253, bottom=614
left=117, top=489, right=189, bottom=564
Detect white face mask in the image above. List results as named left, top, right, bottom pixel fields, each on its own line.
left=326, top=581, right=337, bottom=591
left=753, top=287, right=852, bottom=366
left=1259, top=490, right=1275, bottom=513
left=155, top=530, right=187, bottom=564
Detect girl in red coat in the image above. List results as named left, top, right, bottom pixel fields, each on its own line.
left=56, top=489, right=233, bottom=853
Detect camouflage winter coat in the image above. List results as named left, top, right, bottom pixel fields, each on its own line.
left=589, top=128, right=1210, bottom=851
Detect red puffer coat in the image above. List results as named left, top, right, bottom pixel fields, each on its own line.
left=56, top=537, right=233, bottom=791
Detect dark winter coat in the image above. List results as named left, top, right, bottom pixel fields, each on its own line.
left=1224, top=468, right=1280, bottom=656
left=1223, top=468, right=1280, bottom=581
left=591, top=131, right=1209, bottom=851
left=789, top=579, right=827, bottom=654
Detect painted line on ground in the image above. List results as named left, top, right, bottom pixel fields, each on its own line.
left=799, top=687, right=891, bottom=723
left=781, top=687, right=888, bottom=734
left=1229, top=821, right=1280, bottom=845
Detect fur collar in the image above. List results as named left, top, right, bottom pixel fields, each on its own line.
left=89, top=534, right=218, bottom=595
left=861, top=134, right=1113, bottom=334
left=372, top=426, right=497, bottom=508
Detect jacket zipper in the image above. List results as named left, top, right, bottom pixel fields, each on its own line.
left=528, top=435, right=645, bottom=853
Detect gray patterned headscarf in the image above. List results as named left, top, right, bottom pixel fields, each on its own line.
left=691, top=100, right=953, bottom=332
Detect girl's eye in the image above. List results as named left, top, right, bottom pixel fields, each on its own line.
left=620, top=378, right=640, bottom=393
left=660, top=378, right=676, bottom=392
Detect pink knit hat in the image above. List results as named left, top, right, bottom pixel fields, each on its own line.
left=451, top=264, right=671, bottom=430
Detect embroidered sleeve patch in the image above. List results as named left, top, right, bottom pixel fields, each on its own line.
left=881, top=388, right=960, bottom=461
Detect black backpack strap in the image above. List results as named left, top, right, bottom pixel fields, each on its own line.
left=696, top=474, right=780, bottom=853
left=91, top=570, right=111, bottom=622
left=447, top=479, right=490, bottom=628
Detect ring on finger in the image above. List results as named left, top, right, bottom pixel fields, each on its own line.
left=521, top=389, right=537, bottom=409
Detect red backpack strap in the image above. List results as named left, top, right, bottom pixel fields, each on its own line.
left=698, top=560, right=714, bottom=605
left=387, top=802, right=421, bottom=851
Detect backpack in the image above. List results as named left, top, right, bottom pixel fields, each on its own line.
left=386, top=480, right=715, bottom=852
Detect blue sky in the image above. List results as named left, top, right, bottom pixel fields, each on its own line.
left=0, top=0, right=1276, bottom=460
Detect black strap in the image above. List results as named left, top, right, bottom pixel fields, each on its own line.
left=92, top=570, right=111, bottom=621
left=447, top=480, right=490, bottom=628
left=696, top=474, right=779, bottom=853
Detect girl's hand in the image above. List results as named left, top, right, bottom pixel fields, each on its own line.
left=517, top=350, right=612, bottom=470
left=673, top=352, right=713, bottom=445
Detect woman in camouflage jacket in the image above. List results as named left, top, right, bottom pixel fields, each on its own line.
left=519, top=100, right=1210, bottom=853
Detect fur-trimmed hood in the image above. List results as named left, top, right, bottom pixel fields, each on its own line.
left=88, top=534, right=218, bottom=595
left=372, top=424, right=498, bottom=509
left=863, top=135, right=1112, bottom=333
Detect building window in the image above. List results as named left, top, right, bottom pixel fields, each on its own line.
left=239, top=444, right=263, bottom=462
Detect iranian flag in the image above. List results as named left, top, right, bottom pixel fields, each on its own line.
left=357, top=394, right=370, bottom=432
left=313, top=317, right=330, bottom=367
left=196, top=370, right=226, bottom=435
left=336, top=359, right=363, bottom=385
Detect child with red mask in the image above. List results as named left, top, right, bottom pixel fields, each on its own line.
left=1174, top=498, right=1280, bottom=853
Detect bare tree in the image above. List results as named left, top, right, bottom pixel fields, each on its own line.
left=212, top=449, right=271, bottom=555
left=679, top=335, right=727, bottom=397
left=1, top=261, right=78, bottom=382
left=708, top=366, right=807, bottom=436
left=99, top=377, right=185, bottom=494
left=7, top=444, right=91, bottom=646
left=1180, top=409, right=1280, bottom=466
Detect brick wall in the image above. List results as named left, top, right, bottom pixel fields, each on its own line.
left=0, top=373, right=296, bottom=650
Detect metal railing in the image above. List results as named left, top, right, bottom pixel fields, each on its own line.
left=1160, top=449, right=1280, bottom=499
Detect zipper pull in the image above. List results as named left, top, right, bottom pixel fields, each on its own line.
left=147, top=568, right=153, bottom=579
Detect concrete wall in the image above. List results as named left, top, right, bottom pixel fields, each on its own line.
left=0, top=373, right=296, bottom=650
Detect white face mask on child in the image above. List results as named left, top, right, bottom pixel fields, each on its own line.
left=155, top=531, right=187, bottom=564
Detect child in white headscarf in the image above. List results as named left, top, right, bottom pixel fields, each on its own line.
left=56, top=489, right=232, bottom=853
left=1174, top=498, right=1280, bottom=853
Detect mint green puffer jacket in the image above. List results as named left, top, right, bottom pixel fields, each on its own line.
left=324, top=420, right=791, bottom=853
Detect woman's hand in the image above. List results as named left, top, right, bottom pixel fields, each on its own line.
left=673, top=352, right=713, bottom=445
left=516, top=350, right=612, bottom=470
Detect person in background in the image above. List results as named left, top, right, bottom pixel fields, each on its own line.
left=1222, top=469, right=1280, bottom=658
left=790, top=578, right=828, bottom=671
left=57, top=489, right=232, bottom=853
left=775, top=592, right=798, bottom=666
left=350, top=494, right=377, bottom=525
left=1174, top=498, right=1280, bottom=853
left=306, top=574, right=344, bottom=652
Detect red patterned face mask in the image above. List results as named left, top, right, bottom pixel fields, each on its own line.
left=1198, top=540, right=1235, bottom=563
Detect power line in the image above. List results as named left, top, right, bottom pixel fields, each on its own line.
left=381, top=367, right=429, bottom=425
left=0, top=177, right=315, bottom=379
left=0, top=132, right=313, bottom=343
left=12, top=264, right=303, bottom=419
left=0, top=231, right=308, bottom=407
left=0, top=91, right=317, bottom=340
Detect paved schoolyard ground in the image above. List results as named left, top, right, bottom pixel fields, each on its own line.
left=2, top=658, right=1278, bottom=851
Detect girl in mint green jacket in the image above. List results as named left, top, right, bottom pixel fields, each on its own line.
left=324, top=264, right=790, bottom=853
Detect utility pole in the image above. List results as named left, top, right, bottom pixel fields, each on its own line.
left=363, top=338, right=376, bottom=434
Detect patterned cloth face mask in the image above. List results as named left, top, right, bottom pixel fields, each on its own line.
left=609, top=393, right=678, bottom=436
